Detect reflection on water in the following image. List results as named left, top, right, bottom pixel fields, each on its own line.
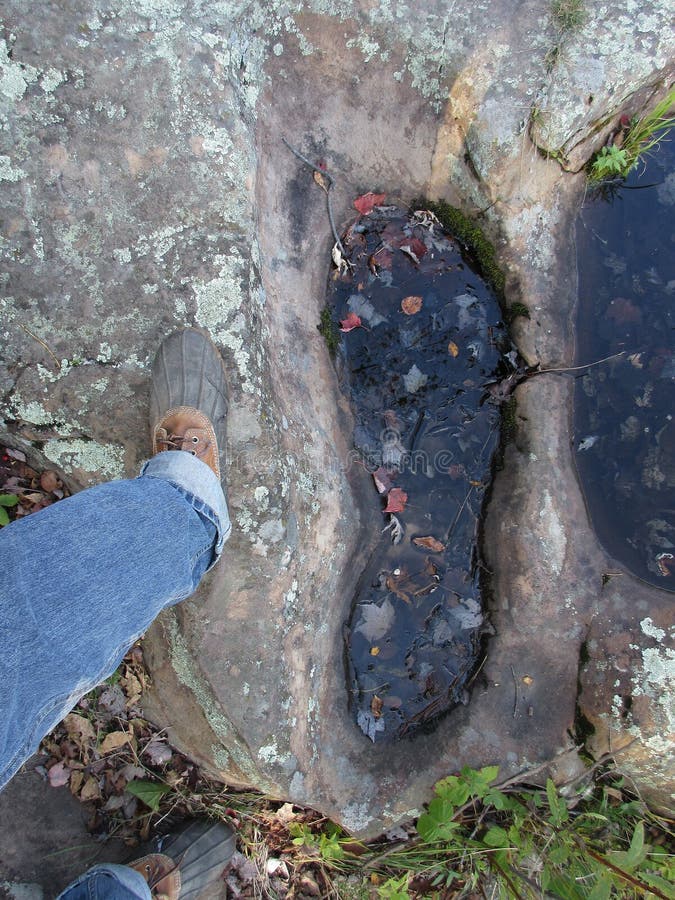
left=326, top=206, right=514, bottom=741
left=574, top=141, right=675, bottom=588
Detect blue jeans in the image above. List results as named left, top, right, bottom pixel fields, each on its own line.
left=0, top=450, right=230, bottom=792
left=56, top=864, right=152, bottom=900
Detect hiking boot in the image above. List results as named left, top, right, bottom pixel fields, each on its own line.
left=150, top=328, right=229, bottom=480
left=128, top=819, right=236, bottom=899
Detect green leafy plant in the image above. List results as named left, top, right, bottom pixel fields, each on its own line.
left=0, top=493, right=19, bottom=526
left=589, top=87, right=675, bottom=183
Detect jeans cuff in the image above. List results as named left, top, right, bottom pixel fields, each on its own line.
left=139, top=451, right=232, bottom=564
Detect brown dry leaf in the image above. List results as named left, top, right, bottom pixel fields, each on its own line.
left=100, top=730, right=130, bottom=755
left=384, top=487, right=407, bottom=514
left=69, top=770, right=84, bottom=797
left=63, top=713, right=96, bottom=758
left=371, top=695, right=384, bottom=719
left=122, top=672, right=142, bottom=707
left=79, top=775, right=101, bottom=802
left=448, top=341, right=459, bottom=357
left=385, top=568, right=415, bottom=603
left=401, top=295, right=423, bottom=315
left=40, top=470, right=60, bottom=492
left=413, top=535, right=445, bottom=553
left=312, top=170, right=330, bottom=193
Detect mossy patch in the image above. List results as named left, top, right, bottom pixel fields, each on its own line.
left=318, top=305, right=339, bottom=356
left=506, top=301, right=531, bottom=324
left=414, top=199, right=506, bottom=299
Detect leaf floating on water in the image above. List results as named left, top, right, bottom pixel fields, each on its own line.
left=413, top=535, right=445, bottom=553
left=400, top=238, right=428, bottom=264
left=448, top=341, right=459, bottom=357
left=578, top=435, right=598, bottom=451
left=355, top=598, right=395, bottom=641
left=339, top=312, right=362, bottom=332
left=389, top=514, right=404, bottom=545
left=403, top=364, right=428, bottom=394
left=401, top=295, right=423, bottom=315
left=373, top=466, right=395, bottom=495
left=353, top=192, right=386, bottom=215
left=371, top=695, right=384, bottom=719
left=357, top=709, right=385, bottom=742
left=384, top=487, right=407, bottom=513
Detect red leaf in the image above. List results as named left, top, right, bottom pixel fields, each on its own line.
left=400, top=237, right=428, bottom=263
left=353, top=192, right=386, bottom=216
left=339, top=312, right=362, bottom=332
left=384, top=488, right=407, bottom=513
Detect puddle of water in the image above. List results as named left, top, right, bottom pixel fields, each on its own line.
left=326, top=206, right=514, bottom=741
left=574, top=140, right=675, bottom=588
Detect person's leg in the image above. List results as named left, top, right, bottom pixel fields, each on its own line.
left=0, top=450, right=230, bottom=790
left=0, top=327, right=232, bottom=791
left=57, top=864, right=152, bottom=900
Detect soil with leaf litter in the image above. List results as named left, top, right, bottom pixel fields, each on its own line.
left=328, top=202, right=516, bottom=742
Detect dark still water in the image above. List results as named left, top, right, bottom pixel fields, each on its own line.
left=574, top=141, right=675, bottom=589
left=327, top=205, right=515, bottom=741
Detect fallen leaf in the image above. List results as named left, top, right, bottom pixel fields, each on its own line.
left=63, top=713, right=96, bottom=749
left=100, top=730, right=130, bottom=755
left=401, top=295, right=423, bottom=315
left=372, top=247, right=393, bottom=269
left=339, top=312, right=362, bottom=332
left=399, top=237, right=428, bottom=263
left=312, top=170, right=330, bottom=193
left=143, top=739, right=173, bottom=766
left=371, top=695, right=384, bottom=719
left=606, top=297, right=641, bottom=324
left=372, top=466, right=395, bottom=495
left=522, top=675, right=534, bottom=686
left=385, top=568, right=416, bottom=603
left=403, top=364, right=428, bottom=394
left=448, top=341, right=459, bottom=357
left=355, top=598, right=395, bottom=641
left=413, top=535, right=445, bottom=553
left=40, top=471, right=60, bottom=493
left=274, top=802, right=297, bottom=825
left=69, top=770, right=84, bottom=796
left=79, top=775, right=101, bottom=802
left=384, top=487, right=407, bottom=513
left=353, top=192, right=386, bottom=215
left=125, top=779, right=172, bottom=812
left=370, top=646, right=380, bottom=656
left=48, top=761, right=70, bottom=787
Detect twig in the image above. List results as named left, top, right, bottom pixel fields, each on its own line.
left=536, top=350, right=627, bottom=375
left=446, top=485, right=474, bottom=542
left=510, top=665, right=518, bottom=718
left=19, top=324, right=61, bottom=372
left=282, top=137, right=346, bottom=256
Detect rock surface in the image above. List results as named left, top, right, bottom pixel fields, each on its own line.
left=1, top=0, right=673, bottom=833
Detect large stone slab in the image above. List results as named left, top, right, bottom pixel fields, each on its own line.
left=1, top=0, right=673, bottom=833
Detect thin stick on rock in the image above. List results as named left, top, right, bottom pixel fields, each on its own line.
left=282, top=137, right=346, bottom=256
